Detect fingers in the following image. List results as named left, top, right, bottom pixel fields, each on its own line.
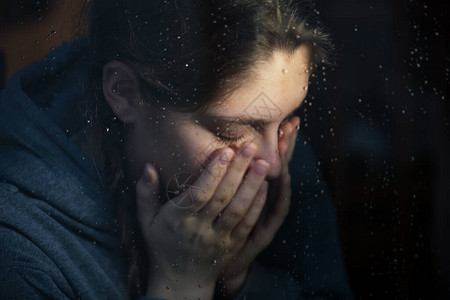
left=197, top=142, right=258, bottom=220
left=229, top=181, right=268, bottom=240
left=260, top=173, right=291, bottom=246
left=212, top=160, right=269, bottom=231
left=136, top=164, right=161, bottom=229
left=286, top=116, right=300, bottom=160
left=219, top=175, right=291, bottom=280
left=163, top=147, right=235, bottom=216
left=279, top=116, right=300, bottom=174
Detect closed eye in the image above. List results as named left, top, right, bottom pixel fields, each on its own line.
left=216, top=134, right=245, bottom=145
left=202, top=103, right=302, bottom=146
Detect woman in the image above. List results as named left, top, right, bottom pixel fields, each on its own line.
left=0, top=0, right=352, bottom=299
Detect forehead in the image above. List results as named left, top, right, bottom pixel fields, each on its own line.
left=208, top=45, right=311, bottom=118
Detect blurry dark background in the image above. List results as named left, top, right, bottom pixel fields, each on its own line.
left=302, top=0, right=449, bottom=298
left=1, top=0, right=448, bottom=299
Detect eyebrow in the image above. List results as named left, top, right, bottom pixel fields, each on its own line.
left=202, top=101, right=304, bottom=129
left=202, top=114, right=271, bottom=128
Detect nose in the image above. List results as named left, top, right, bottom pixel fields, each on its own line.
left=252, top=131, right=282, bottom=180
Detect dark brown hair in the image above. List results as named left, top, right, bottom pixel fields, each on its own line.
left=84, top=0, right=332, bottom=298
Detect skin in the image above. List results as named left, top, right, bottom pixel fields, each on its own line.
left=102, top=45, right=310, bottom=299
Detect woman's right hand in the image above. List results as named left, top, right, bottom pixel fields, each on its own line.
left=136, top=142, right=269, bottom=300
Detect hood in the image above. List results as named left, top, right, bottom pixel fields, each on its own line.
left=0, top=39, right=117, bottom=241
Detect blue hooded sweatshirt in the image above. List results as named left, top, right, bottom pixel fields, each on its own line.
left=0, top=39, right=353, bottom=299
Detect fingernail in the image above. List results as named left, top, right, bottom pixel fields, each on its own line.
left=239, top=142, right=255, bottom=158
left=145, top=164, right=157, bottom=184
left=254, top=160, right=269, bottom=176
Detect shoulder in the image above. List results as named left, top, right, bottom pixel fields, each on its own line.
left=0, top=218, right=73, bottom=299
left=0, top=181, right=127, bottom=299
left=0, top=181, right=73, bottom=297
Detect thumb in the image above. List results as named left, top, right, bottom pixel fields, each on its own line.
left=136, top=163, right=161, bottom=226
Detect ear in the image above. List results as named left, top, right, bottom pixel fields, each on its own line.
left=103, top=60, right=140, bottom=124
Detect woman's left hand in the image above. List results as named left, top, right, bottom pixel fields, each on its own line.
left=215, top=116, right=301, bottom=300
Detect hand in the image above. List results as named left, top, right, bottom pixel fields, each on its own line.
left=215, top=116, right=300, bottom=300
left=136, top=142, right=270, bottom=300
left=278, top=116, right=301, bottom=175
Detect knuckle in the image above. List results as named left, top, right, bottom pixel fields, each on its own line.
left=187, top=186, right=208, bottom=206
left=206, top=161, right=227, bottom=179
left=214, top=189, right=231, bottom=204
left=228, top=208, right=243, bottom=220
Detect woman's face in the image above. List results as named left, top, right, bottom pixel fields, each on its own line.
left=127, top=46, right=310, bottom=198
